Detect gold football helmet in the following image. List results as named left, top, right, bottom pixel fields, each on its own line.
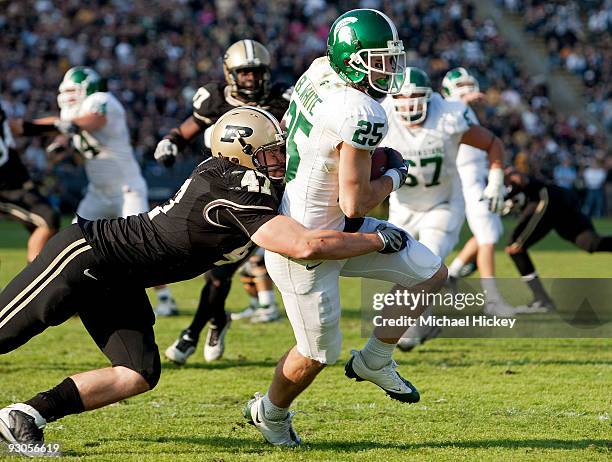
left=223, top=39, right=271, bottom=102
left=211, top=107, right=286, bottom=180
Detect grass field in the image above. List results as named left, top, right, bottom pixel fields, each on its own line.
left=0, top=218, right=611, bottom=461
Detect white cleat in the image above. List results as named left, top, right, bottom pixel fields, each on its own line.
left=396, top=325, right=442, bottom=352
left=484, top=300, right=517, bottom=317
left=250, top=304, right=281, bottom=324
left=164, top=330, right=197, bottom=365
left=515, top=299, right=556, bottom=314
left=231, top=304, right=257, bottom=321
left=243, top=393, right=301, bottom=447
left=155, top=297, right=178, bottom=317
left=204, top=315, right=231, bottom=362
left=345, top=350, right=420, bottom=403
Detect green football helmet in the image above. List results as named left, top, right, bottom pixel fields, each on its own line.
left=393, top=67, right=433, bottom=125
left=441, top=67, right=480, bottom=100
left=58, top=66, right=102, bottom=110
left=327, top=9, right=405, bottom=95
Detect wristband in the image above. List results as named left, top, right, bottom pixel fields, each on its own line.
left=383, top=169, right=401, bottom=191
left=166, top=130, right=189, bottom=151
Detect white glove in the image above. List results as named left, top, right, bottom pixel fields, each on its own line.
left=482, top=168, right=505, bottom=214
left=154, top=139, right=178, bottom=167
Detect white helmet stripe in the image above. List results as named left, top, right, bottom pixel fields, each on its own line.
left=244, top=39, right=254, bottom=62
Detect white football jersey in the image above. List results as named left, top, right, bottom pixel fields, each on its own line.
left=381, top=92, right=471, bottom=211
left=61, top=92, right=144, bottom=193
left=449, top=99, right=488, bottom=170
left=281, top=57, right=388, bottom=230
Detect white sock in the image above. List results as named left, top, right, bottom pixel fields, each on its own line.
left=522, top=272, right=538, bottom=282
left=262, top=392, right=289, bottom=421
left=360, top=336, right=395, bottom=370
left=481, top=277, right=502, bottom=302
left=156, top=287, right=171, bottom=300
left=258, top=290, right=275, bottom=307
left=448, top=257, right=465, bottom=278
left=249, top=296, right=258, bottom=308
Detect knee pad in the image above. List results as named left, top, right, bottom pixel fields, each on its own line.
left=322, top=339, right=343, bottom=365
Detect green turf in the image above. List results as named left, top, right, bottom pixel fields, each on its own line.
left=0, top=218, right=610, bottom=461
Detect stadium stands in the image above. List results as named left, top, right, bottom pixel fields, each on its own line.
left=0, top=0, right=608, bottom=213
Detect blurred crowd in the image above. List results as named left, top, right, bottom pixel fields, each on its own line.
left=502, top=0, right=611, bottom=133
left=0, top=0, right=609, bottom=215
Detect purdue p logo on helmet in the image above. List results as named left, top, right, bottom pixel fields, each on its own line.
left=211, top=107, right=286, bottom=180
left=220, top=125, right=254, bottom=143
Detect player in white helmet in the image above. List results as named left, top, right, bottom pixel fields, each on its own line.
left=441, top=67, right=515, bottom=313
left=43, top=67, right=177, bottom=314
left=380, top=66, right=514, bottom=351
left=244, top=9, right=447, bottom=447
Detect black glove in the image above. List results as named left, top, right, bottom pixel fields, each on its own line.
left=375, top=223, right=409, bottom=254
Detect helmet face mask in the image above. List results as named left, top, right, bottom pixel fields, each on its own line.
left=211, top=107, right=287, bottom=181
left=58, top=67, right=101, bottom=111
left=327, top=9, right=406, bottom=95
left=393, top=67, right=433, bottom=125
left=349, top=42, right=406, bottom=94
left=442, top=67, right=480, bottom=100
left=223, top=40, right=272, bottom=102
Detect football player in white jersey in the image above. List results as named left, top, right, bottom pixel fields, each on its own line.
left=244, top=9, right=448, bottom=447
left=441, top=68, right=515, bottom=313
left=43, top=67, right=177, bottom=314
left=381, top=67, right=512, bottom=351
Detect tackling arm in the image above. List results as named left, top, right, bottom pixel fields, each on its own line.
left=338, top=143, right=394, bottom=218
left=251, top=215, right=410, bottom=260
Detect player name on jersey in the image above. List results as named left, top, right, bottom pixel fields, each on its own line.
left=293, top=74, right=322, bottom=115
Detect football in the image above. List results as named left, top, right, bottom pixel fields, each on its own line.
left=370, top=147, right=389, bottom=179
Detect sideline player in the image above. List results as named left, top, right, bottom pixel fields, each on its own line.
left=245, top=10, right=447, bottom=447
left=441, top=68, right=515, bottom=313
left=0, top=107, right=409, bottom=453
left=380, top=67, right=512, bottom=351
left=0, top=100, right=59, bottom=263
left=157, top=40, right=291, bottom=365
left=33, top=67, right=178, bottom=316
left=504, top=169, right=611, bottom=311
